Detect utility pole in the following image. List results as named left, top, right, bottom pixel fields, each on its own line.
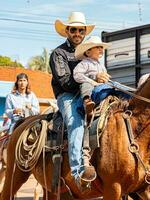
left=138, top=1, right=142, bottom=23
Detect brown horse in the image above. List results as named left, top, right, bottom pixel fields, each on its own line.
left=1, top=77, right=150, bottom=200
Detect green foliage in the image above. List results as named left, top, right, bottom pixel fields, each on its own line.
left=28, top=48, right=51, bottom=73
left=0, top=55, right=24, bottom=68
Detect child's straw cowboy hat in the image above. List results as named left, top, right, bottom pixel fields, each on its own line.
left=55, top=12, right=95, bottom=37
left=75, top=36, right=111, bottom=59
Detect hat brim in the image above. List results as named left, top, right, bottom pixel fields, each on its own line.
left=55, top=20, right=95, bottom=37
left=75, top=42, right=111, bottom=59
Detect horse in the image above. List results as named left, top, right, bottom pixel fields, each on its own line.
left=1, top=77, right=150, bottom=200
left=0, top=138, right=7, bottom=193
left=0, top=125, right=10, bottom=193
left=0, top=104, right=57, bottom=199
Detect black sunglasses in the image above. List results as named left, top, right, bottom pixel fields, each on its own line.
left=69, top=27, right=86, bottom=35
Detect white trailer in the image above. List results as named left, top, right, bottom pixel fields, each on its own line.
left=102, top=24, right=150, bottom=87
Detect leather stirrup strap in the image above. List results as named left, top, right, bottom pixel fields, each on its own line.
left=83, top=126, right=90, bottom=148
left=51, top=122, right=64, bottom=196
left=82, top=125, right=91, bottom=166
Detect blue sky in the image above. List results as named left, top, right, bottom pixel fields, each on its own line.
left=0, top=0, right=149, bottom=66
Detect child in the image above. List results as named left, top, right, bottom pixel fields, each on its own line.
left=73, top=36, right=111, bottom=119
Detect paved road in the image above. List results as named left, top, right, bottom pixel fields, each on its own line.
left=15, top=176, right=103, bottom=200
left=14, top=176, right=132, bottom=200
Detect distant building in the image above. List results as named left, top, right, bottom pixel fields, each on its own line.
left=0, top=67, right=55, bottom=125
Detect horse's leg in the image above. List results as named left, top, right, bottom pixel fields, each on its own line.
left=103, top=183, right=121, bottom=200
left=43, top=187, right=59, bottom=200
left=122, top=195, right=129, bottom=200
left=129, top=192, right=140, bottom=200
left=34, top=182, right=41, bottom=200
left=1, top=165, right=30, bottom=200
left=0, top=168, right=5, bottom=192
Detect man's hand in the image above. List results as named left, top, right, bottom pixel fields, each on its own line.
left=96, top=72, right=111, bottom=83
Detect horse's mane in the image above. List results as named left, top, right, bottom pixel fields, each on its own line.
left=136, top=75, right=150, bottom=94
left=129, top=76, right=150, bottom=111
left=110, top=99, right=129, bottom=114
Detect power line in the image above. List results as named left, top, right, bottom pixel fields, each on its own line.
left=0, top=9, right=138, bottom=28
left=0, top=9, right=141, bottom=26
left=0, top=17, right=52, bottom=25
left=0, top=17, right=120, bottom=32
left=0, top=32, right=59, bottom=42
left=0, top=27, right=52, bottom=36
left=0, top=9, right=66, bottom=19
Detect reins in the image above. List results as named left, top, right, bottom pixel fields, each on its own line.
left=123, top=111, right=150, bottom=185
left=107, top=80, right=150, bottom=104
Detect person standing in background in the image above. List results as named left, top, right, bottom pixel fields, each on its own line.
left=5, top=73, right=40, bottom=133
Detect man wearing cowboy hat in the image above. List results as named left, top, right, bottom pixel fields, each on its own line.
left=50, top=12, right=110, bottom=184
left=74, top=36, right=111, bottom=120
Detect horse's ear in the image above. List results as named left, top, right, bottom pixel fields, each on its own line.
left=46, top=113, right=54, bottom=121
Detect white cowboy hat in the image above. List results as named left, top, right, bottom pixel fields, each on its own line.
left=55, top=12, right=95, bottom=37
left=75, top=36, right=111, bottom=59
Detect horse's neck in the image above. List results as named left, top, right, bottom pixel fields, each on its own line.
left=128, top=78, right=150, bottom=142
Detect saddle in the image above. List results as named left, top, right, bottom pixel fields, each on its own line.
left=46, top=95, right=119, bottom=151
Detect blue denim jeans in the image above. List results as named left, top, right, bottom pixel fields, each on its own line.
left=57, top=92, right=85, bottom=178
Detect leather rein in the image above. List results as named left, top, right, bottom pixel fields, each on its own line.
left=107, top=80, right=150, bottom=104
left=123, top=111, right=150, bottom=185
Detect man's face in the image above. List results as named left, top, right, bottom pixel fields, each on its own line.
left=65, top=26, right=86, bottom=46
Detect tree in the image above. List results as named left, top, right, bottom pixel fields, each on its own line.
left=0, top=55, right=24, bottom=68
left=28, top=48, right=51, bottom=73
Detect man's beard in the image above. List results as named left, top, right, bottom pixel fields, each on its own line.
left=72, top=36, right=83, bottom=44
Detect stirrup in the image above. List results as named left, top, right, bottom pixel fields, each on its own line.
left=75, top=175, right=91, bottom=191
left=78, top=165, right=97, bottom=182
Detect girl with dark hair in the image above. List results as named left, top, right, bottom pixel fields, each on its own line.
left=12, top=73, right=31, bottom=94
left=5, top=73, right=40, bottom=133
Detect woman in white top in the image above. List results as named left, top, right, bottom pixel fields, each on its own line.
left=5, top=73, right=40, bottom=133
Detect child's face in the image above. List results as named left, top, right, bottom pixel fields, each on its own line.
left=86, top=46, right=104, bottom=60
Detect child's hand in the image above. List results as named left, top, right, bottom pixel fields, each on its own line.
left=93, top=81, right=100, bottom=86
left=96, top=72, right=111, bottom=83
left=89, top=79, right=100, bottom=86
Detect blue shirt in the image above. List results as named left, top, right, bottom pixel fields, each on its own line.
left=5, top=91, right=40, bottom=121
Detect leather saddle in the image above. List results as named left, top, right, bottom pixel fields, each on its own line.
left=46, top=96, right=117, bottom=150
